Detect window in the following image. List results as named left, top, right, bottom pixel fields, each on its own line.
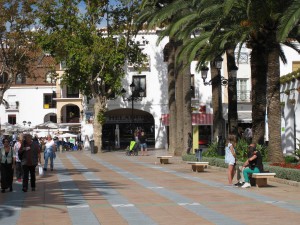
left=67, top=86, right=79, bottom=98
left=235, top=52, right=249, bottom=64
left=292, top=61, right=300, bottom=71
left=8, top=115, right=16, bottom=125
left=133, top=75, right=146, bottom=97
left=0, top=72, right=9, bottom=84
left=237, top=78, right=250, bottom=102
left=45, top=72, right=56, bottom=84
left=15, top=73, right=26, bottom=84
left=43, top=93, right=56, bottom=108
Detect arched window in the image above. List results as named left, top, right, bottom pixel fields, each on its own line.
left=0, top=72, right=9, bottom=84
left=15, top=73, right=26, bottom=84
left=45, top=72, right=56, bottom=84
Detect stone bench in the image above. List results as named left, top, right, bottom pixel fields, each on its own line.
left=251, top=173, right=276, bottom=187
left=187, top=162, right=209, bottom=172
left=157, top=156, right=173, bottom=164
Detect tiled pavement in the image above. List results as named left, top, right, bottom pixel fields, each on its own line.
left=1, top=149, right=300, bottom=225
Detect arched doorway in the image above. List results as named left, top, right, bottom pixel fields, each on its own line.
left=60, top=104, right=80, bottom=123
left=102, top=109, right=155, bottom=149
left=44, top=113, right=57, bottom=123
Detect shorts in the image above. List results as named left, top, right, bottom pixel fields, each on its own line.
left=140, top=143, right=147, bottom=149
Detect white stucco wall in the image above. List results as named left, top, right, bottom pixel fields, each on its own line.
left=0, top=86, right=57, bottom=127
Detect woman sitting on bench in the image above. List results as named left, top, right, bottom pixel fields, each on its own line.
left=240, top=143, right=263, bottom=188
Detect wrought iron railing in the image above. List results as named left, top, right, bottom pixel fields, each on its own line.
left=237, top=90, right=251, bottom=102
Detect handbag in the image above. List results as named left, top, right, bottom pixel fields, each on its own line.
left=38, top=164, right=44, bottom=176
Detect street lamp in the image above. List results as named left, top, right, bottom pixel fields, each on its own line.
left=200, top=56, right=226, bottom=155
left=121, top=82, right=144, bottom=140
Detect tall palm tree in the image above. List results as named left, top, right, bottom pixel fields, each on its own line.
left=138, top=0, right=193, bottom=155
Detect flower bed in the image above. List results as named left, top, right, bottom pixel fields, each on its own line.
left=270, top=163, right=300, bottom=170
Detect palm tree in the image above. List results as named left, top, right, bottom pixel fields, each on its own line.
left=138, top=0, right=193, bottom=155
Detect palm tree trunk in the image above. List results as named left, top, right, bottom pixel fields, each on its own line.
left=250, top=45, right=267, bottom=145
left=165, top=39, right=177, bottom=154
left=182, top=61, right=192, bottom=156
left=267, top=45, right=284, bottom=162
left=174, top=41, right=184, bottom=156
left=226, top=48, right=238, bottom=135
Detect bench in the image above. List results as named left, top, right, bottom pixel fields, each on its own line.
left=250, top=173, right=276, bottom=187
left=187, top=162, right=209, bottom=172
left=157, top=156, right=173, bottom=164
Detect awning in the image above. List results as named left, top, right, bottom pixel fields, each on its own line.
left=161, top=113, right=213, bottom=126
left=223, top=111, right=252, bottom=123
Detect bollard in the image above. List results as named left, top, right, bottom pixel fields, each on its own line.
left=90, top=140, right=95, bottom=154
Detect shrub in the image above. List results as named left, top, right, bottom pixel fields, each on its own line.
left=182, top=156, right=300, bottom=182
left=235, top=138, right=248, bottom=161
left=284, top=155, right=298, bottom=164
left=202, top=141, right=219, bottom=157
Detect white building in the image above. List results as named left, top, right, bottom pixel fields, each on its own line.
left=1, top=32, right=299, bottom=153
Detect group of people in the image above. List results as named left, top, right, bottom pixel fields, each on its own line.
left=225, top=134, right=263, bottom=188
left=0, top=133, right=56, bottom=193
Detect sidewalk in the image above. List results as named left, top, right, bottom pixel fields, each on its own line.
left=0, top=149, right=299, bottom=225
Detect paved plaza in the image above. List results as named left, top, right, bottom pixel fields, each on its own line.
left=0, top=149, right=300, bottom=225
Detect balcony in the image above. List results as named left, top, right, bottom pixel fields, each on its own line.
left=5, top=101, right=19, bottom=111
left=237, top=90, right=251, bottom=102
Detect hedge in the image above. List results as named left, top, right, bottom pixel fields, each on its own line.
left=182, top=155, right=300, bottom=182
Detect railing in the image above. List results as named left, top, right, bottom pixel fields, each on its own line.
left=5, top=102, right=19, bottom=111
left=237, top=90, right=251, bottom=102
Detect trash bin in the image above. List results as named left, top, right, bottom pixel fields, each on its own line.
left=90, top=140, right=95, bottom=154
left=195, top=148, right=202, bottom=161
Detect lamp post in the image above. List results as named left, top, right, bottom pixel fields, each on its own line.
left=228, top=65, right=238, bottom=134
left=201, top=56, right=227, bottom=155
left=121, top=82, right=144, bottom=140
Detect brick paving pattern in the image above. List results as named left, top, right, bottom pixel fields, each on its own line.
left=0, top=149, right=300, bottom=225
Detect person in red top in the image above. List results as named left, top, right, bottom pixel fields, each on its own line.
left=18, top=134, right=41, bottom=192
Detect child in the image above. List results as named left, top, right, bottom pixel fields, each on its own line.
left=224, top=134, right=237, bottom=185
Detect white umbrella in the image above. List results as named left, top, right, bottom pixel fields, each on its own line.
left=35, top=121, right=58, bottom=129
left=59, top=133, right=77, bottom=138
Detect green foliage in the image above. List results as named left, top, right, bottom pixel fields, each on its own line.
left=37, top=0, right=145, bottom=100
left=182, top=154, right=197, bottom=162
left=280, top=68, right=300, bottom=84
left=202, top=142, right=219, bottom=157
left=0, top=0, right=42, bottom=105
left=235, top=138, right=249, bottom=161
left=97, top=108, right=107, bottom=125
left=264, top=164, right=300, bottom=182
left=284, top=155, right=298, bottom=164
left=182, top=156, right=300, bottom=182
left=294, top=138, right=300, bottom=160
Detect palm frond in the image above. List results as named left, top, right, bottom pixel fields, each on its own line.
left=277, top=0, right=300, bottom=41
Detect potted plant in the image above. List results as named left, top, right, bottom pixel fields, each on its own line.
left=288, top=98, right=296, bottom=105
left=284, top=89, right=290, bottom=95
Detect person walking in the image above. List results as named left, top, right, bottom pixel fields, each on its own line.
left=139, top=131, right=147, bottom=156
left=18, top=134, right=41, bottom=192
left=224, top=134, right=237, bottom=185
left=13, top=134, right=23, bottom=183
left=43, top=135, right=56, bottom=171
left=0, top=138, right=15, bottom=193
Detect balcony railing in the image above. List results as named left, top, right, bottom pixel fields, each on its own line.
left=237, top=90, right=251, bottom=102
left=5, top=102, right=19, bottom=111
